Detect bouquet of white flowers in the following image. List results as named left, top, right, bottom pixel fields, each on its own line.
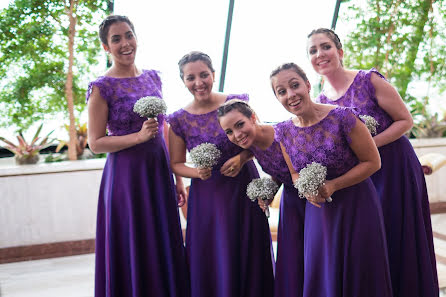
left=294, top=162, right=332, bottom=203
left=133, top=96, right=167, bottom=119
left=246, top=177, right=279, bottom=218
left=359, top=115, right=379, bottom=135
left=189, top=143, right=221, bottom=169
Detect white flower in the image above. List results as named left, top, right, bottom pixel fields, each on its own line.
left=133, top=96, right=167, bottom=118
left=246, top=177, right=279, bottom=218
left=246, top=177, right=279, bottom=202
left=359, top=115, right=379, bottom=135
left=294, top=162, right=327, bottom=199
left=189, top=143, right=221, bottom=168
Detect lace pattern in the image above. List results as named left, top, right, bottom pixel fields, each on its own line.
left=250, top=137, right=292, bottom=186
left=317, top=68, right=393, bottom=134
left=275, top=107, right=359, bottom=179
left=167, top=94, right=249, bottom=168
left=86, top=70, right=164, bottom=136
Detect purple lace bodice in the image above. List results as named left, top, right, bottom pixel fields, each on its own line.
left=317, top=69, right=393, bottom=134
left=86, top=69, right=164, bottom=136
left=167, top=94, right=249, bottom=169
left=275, top=107, right=359, bottom=180
left=250, top=133, right=292, bottom=186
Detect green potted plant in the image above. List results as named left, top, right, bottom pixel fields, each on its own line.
left=0, top=124, right=55, bottom=165
left=409, top=96, right=446, bottom=138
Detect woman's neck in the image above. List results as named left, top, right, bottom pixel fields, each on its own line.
left=294, top=103, right=330, bottom=127
left=252, top=125, right=274, bottom=150
left=189, top=92, right=226, bottom=114
left=322, top=67, right=350, bottom=92
left=106, top=63, right=140, bottom=78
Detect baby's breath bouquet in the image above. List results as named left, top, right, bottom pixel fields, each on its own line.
left=246, top=177, right=279, bottom=218
left=189, top=143, right=221, bottom=169
left=133, top=96, right=167, bottom=119
left=294, top=162, right=332, bottom=203
left=359, top=115, right=379, bottom=135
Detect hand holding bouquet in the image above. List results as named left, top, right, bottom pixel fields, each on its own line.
left=133, top=96, right=167, bottom=119
left=246, top=177, right=279, bottom=218
left=294, top=162, right=332, bottom=206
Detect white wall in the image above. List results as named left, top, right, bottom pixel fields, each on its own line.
left=0, top=159, right=104, bottom=248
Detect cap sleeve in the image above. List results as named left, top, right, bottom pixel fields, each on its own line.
left=85, top=77, right=113, bottom=104
left=273, top=121, right=288, bottom=144
left=337, top=107, right=359, bottom=144
left=363, top=68, right=386, bottom=103
left=166, top=111, right=184, bottom=139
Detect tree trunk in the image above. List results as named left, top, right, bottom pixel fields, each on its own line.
left=398, top=0, right=434, bottom=100
left=65, top=0, right=78, bottom=161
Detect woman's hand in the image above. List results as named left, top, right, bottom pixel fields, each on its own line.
left=197, top=167, right=212, bottom=180
left=136, top=118, right=159, bottom=143
left=221, top=155, right=242, bottom=177
left=175, top=182, right=187, bottom=207
left=305, top=194, right=326, bottom=208
left=258, top=199, right=273, bottom=212
left=318, top=180, right=336, bottom=200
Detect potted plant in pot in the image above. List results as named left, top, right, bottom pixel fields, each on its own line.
left=0, top=124, right=55, bottom=165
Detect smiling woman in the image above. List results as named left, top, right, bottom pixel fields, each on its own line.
left=86, top=15, right=189, bottom=297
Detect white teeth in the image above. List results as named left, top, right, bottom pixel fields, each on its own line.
left=289, top=100, right=301, bottom=107
left=318, top=60, right=329, bottom=65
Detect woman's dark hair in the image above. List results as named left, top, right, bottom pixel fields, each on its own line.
left=178, top=51, right=215, bottom=80
left=307, top=28, right=342, bottom=50
left=269, top=63, right=309, bottom=95
left=217, top=99, right=254, bottom=120
left=99, top=15, right=135, bottom=45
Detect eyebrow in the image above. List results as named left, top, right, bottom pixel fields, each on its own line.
left=111, top=31, right=133, bottom=38
left=309, top=41, right=331, bottom=48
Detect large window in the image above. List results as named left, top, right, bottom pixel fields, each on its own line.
left=115, top=0, right=337, bottom=122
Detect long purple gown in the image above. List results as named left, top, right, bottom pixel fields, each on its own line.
left=86, top=70, right=189, bottom=297
left=317, top=69, right=439, bottom=297
left=249, top=135, right=306, bottom=297
left=167, top=94, right=274, bottom=297
left=275, top=107, right=393, bottom=297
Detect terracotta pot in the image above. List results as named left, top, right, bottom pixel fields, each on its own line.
left=15, top=154, right=40, bottom=165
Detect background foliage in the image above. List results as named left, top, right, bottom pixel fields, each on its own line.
left=0, top=0, right=108, bottom=131
left=340, top=0, right=446, bottom=137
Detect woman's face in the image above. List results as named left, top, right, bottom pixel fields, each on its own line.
left=271, top=69, right=312, bottom=116
left=219, top=110, right=257, bottom=149
left=103, top=21, right=137, bottom=67
left=182, top=61, right=215, bottom=100
left=307, top=33, right=343, bottom=76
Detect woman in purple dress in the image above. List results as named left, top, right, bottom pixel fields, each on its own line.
left=167, top=51, right=274, bottom=297
left=307, top=28, right=438, bottom=297
left=217, top=99, right=306, bottom=297
left=272, top=63, right=392, bottom=297
left=87, top=15, right=188, bottom=297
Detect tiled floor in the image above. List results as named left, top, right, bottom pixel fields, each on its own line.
left=2, top=216, right=446, bottom=297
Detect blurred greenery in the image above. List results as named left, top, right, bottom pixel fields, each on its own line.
left=340, top=0, right=446, bottom=137
left=0, top=0, right=108, bottom=132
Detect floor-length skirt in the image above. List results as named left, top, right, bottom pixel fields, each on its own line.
left=303, top=178, right=392, bottom=297
left=274, top=184, right=306, bottom=297
left=372, top=135, right=438, bottom=297
left=95, top=137, right=189, bottom=297
left=186, top=161, right=274, bottom=297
